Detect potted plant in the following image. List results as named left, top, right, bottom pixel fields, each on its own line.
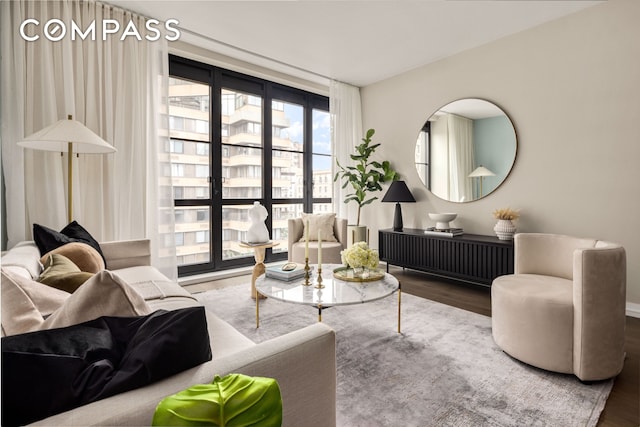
left=334, top=128, right=398, bottom=243
left=492, top=207, right=520, bottom=240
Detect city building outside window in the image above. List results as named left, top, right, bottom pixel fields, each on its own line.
left=168, top=55, right=331, bottom=276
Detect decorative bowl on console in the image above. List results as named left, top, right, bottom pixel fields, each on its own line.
left=428, top=213, right=457, bottom=230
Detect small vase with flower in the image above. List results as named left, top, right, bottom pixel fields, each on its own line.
left=493, top=207, right=520, bottom=240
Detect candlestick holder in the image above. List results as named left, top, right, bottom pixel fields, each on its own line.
left=315, top=266, right=324, bottom=289
left=303, top=257, right=311, bottom=286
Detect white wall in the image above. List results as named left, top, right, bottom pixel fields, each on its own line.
left=359, top=0, right=640, bottom=306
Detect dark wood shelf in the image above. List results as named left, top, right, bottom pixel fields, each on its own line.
left=379, top=228, right=514, bottom=287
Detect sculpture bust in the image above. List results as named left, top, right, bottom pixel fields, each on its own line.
left=247, top=201, right=270, bottom=243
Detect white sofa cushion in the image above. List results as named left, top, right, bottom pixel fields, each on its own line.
left=1, top=241, right=42, bottom=279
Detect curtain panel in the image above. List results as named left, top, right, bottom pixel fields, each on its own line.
left=0, top=0, right=176, bottom=279
left=329, top=80, right=362, bottom=225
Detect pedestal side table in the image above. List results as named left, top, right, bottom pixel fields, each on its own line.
left=238, top=241, right=280, bottom=299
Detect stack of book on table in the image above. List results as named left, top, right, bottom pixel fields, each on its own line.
left=423, top=227, right=464, bottom=237
left=265, top=263, right=309, bottom=281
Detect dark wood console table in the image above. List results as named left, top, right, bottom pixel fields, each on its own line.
left=379, top=228, right=514, bottom=287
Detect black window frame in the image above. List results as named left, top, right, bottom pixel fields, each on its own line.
left=169, top=55, right=330, bottom=277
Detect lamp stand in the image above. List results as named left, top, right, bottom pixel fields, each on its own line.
left=67, top=141, right=73, bottom=223
left=393, top=202, right=403, bottom=232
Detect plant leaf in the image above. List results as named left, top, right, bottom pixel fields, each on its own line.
left=152, top=374, right=282, bottom=427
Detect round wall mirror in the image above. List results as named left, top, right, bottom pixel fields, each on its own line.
left=415, top=98, right=517, bottom=203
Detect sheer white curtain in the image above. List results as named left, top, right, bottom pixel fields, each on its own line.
left=447, top=114, right=474, bottom=203
left=0, top=0, right=176, bottom=279
left=330, top=80, right=362, bottom=224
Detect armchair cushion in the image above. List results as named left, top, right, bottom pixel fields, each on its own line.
left=299, top=213, right=337, bottom=242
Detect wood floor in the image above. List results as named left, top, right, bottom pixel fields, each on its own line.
left=388, top=266, right=640, bottom=427
left=190, top=266, right=640, bottom=426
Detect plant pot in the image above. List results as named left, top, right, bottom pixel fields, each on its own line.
left=347, top=225, right=369, bottom=246
left=494, top=219, right=516, bottom=240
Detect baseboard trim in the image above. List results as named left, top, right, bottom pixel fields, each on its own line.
left=626, top=302, right=640, bottom=318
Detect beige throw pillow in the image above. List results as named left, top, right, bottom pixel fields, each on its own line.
left=1, top=269, right=47, bottom=335
left=42, top=270, right=152, bottom=330
left=1, top=267, right=69, bottom=320
left=40, top=242, right=105, bottom=273
left=298, top=213, right=337, bottom=242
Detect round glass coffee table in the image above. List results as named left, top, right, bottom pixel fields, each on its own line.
left=255, top=264, right=401, bottom=333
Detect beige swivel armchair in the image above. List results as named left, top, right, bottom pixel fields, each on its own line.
left=288, top=216, right=348, bottom=265
left=491, top=233, right=626, bottom=381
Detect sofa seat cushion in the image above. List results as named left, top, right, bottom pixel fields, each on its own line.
left=146, top=297, right=255, bottom=359
left=492, top=273, right=574, bottom=373
left=1, top=307, right=212, bottom=427
left=114, top=266, right=196, bottom=301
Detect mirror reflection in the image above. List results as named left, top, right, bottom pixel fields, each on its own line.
left=415, top=98, right=517, bottom=203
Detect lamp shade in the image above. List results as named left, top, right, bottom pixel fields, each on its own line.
left=18, top=116, right=116, bottom=154
left=382, top=180, right=416, bottom=203
left=468, top=165, right=495, bottom=178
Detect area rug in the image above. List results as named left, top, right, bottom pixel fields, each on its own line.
left=196, top=284, right=613, bottom=427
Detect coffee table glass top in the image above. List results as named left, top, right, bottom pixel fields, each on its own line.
left=255, top=264, right=399, bottom=307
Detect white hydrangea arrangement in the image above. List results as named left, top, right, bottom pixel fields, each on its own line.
left=340, top=241, right=380, bottom=270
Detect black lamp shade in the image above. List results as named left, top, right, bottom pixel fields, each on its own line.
left=382, top=181, right=416, bottom=203
left=382, top=181, right=415, bottom=231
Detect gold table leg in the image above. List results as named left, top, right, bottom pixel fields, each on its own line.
left=256, top=289, right=260, bottom=328
left=251, top=247, right=267, bottom=300
left=397, top=283, right=402, bottom=334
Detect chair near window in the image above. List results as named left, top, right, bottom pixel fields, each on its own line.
left=491, top=233, right=626, bottom=381
left=287, top=214, right=347, bottom=265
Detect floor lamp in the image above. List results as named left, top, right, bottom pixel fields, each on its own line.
left=468, top=165, right=495, bottom=199
left=18, top=115, right=116, bottom=223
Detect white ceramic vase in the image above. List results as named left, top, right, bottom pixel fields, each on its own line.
left=494, top=219, right=516, bottom=240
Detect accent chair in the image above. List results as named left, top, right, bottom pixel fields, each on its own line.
left=491, top=233, right=626, bottom=381
left=288, top=215, right=348, bottom=265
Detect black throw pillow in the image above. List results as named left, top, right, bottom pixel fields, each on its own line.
left=1, top=306, right=212, bottom=427
left=33, top=221, right=107, bottom=266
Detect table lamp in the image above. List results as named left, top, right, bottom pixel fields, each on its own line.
left=381, top=180, right=416, bottom=232
left=18, top=115, right=116, bottom=222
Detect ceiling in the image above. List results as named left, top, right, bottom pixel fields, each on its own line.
left=110, top=1, right=602, bottom=87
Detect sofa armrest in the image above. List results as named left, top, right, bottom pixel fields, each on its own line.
left=287, top=219, right=304, bottom=262
left=30, top=323, right=336, bottom=427
left=100, top=239, right=151, bottom=270
left=334, top=218, right=348, bottom=247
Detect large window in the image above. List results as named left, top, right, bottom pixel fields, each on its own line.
left=169, top=55, right=331, bottom=276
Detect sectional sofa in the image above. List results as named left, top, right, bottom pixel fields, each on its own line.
left=1, top=238, right=337, bottom=426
